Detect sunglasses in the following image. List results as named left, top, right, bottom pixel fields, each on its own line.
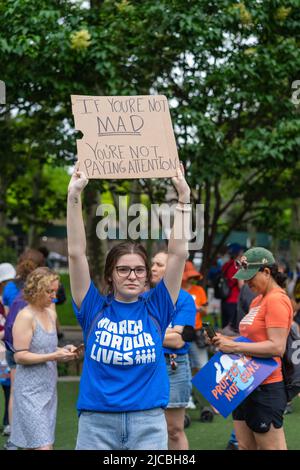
left=235, top=260, right=266, bottom=270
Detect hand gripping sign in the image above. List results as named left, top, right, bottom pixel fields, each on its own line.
left=71, top=95, right=180, bottom=179
left=192, top=337, right=278, bottom=418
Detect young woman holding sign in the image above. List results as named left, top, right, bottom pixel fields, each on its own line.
left=211, top=247, right=293, bottom=451
left=67, top=164, right=191, bottom=450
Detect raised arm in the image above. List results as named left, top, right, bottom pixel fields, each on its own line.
left=67, top=169, right=91, bottom=307
left=164, top=164, right=191, bottom=305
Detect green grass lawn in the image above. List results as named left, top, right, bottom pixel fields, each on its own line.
left=186, top=397, right=300, bottom=450
left=1, top=382, right=300, bottom=450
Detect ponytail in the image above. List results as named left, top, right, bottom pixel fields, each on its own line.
left=269, top=265, right=287, bottom=288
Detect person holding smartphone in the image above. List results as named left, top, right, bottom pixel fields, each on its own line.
left=10, top=268, right=77, bottom=450
left=211, top=247, right=293, bottom=451
left=67, top=164, right=191, bottom=450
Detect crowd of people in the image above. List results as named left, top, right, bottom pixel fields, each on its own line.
left=0, top=166, right=300, bottom=450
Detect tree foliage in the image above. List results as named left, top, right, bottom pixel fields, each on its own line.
left=0, top=0, right=300, bottom=280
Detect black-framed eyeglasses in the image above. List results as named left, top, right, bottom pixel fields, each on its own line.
left=115, top=266, right=147, bottom=278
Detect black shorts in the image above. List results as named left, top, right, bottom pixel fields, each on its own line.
left=232, top=381, right=287, bottom=433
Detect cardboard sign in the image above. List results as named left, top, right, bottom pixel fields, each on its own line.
left=192, top=337, right=278, bottom=418
left=71, top=95, right=179, bottom=179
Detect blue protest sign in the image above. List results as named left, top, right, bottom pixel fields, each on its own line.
left=192, top=337, right=278, bottom=418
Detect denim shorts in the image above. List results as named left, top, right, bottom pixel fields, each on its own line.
left=6, top=349, right=16, bottom=369
left=165, top=353, right=192, bottom=408
left=76, top=408, right=167, bottom=450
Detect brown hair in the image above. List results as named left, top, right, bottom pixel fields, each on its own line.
left=18, top=249, right=45, bottom=268
left=13, top=249, right=46, bottom=287
left=23, top=267, right=59, bottom=304
left=104, top=242, right=150, bottom=294
left=16, top=259, right=38, bottom=282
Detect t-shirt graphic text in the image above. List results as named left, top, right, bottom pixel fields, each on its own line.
left=90, top=317, right=156, bottom=366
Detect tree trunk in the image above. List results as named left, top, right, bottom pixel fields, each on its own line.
left=201, top=180, right=218, bottom=287
left=270, top=237, right=280, bottom=259
left=246, top=222, right=257, bottom=248
left=0, top=188, right=7, bottom=232
left=290, top=199, right=300, bottom=272
left=27, top=225, right=40, bottom=248
left=28, top=166, right=43, bottom=248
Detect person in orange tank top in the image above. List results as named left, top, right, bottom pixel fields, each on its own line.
left=211, top=247, right=292, bottom=451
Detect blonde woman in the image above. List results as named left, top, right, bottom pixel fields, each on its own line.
left=10, top=267, right=76, bottom=450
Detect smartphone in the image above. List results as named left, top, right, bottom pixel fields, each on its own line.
left=74, top=343, right=85, bottom=354
left=202, top=322, right=216, bottom=340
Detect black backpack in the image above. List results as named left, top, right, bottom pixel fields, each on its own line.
left=282, top=323, right=300, bottom=402
left=213, top=263, right=231, bottom=300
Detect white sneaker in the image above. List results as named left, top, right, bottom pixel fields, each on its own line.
left=2, top=425, right=10, bottom=436
left=186, top=397, right=196, bottom=409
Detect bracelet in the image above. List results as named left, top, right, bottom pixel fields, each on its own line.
left=178, top=200, right=191, bottom=204
left=175, top=204, right=192, bottom=212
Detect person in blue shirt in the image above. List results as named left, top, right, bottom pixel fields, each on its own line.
left=151, top=250, right=195, bottom=450
left=2, top=250, right=45, bottom=312
left=67, top=164, right=191, bottom=450
left=1, top=263, right=17, bottom=312
left=2, top=251, right=45, bottom=450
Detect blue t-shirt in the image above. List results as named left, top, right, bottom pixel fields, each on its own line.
left=2, top=281, right=20, bottom=308
left=4, top=291, right=27, bottom=350
left=72, top=279, right=175, bottom=413
left=163, top=289, right=196, bottom=355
